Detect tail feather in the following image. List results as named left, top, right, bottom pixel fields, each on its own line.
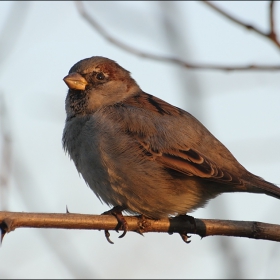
left=244, top=174, right=280, bottom=199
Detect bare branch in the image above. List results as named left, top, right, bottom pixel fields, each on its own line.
left=269, top=1, right=278, bottom=43
left=1, top=211, right=280, bottom=243
left=0, top=2, right=30, bottom=73
left=0, top=95, right=12, bottom=210
left=270, top=1, right=275, bottom=34
left=75, top=1, right=280, bottom=71
left=204, top=1, right=280, bottom=48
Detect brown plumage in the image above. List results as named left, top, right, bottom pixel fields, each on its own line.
left=62, top=56, right=280, bottom=220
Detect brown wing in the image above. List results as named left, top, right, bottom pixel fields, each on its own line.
left=156, top=148, right=242, bottom=184
left=122, top=92, right=242, bottom=186
left=136, top=138, right=241, bottom=185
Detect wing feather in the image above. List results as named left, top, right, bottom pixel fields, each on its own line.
left=112, top=92, right=244, bottom=186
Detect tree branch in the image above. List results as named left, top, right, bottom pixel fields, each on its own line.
left=1, top=211, right=280, bottom=243
left=269, top=1, right=278, bottom=44
left=75, top=1, right=280, bottom=71
left=204, top=1, right=280, bottom=48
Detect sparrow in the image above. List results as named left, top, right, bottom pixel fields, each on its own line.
left=62, top=56, right=280, bottom=242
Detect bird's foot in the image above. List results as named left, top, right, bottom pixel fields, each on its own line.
left=102, top=206, right=128, bottom=244
left=177, top=214, right=197, bottom=244
left=133, top=215, right=150, bottom=236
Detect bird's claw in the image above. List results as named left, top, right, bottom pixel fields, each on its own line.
left=104, top=229, right=114, bottom=244
left=0, top=228, right=6, bottom=244
left=133, top=215, right=149, bottom=236
left=0, top=220, right=8, bottom=244
left=102, top=206, right=128, bottom=244
left=177, top=214, right=197, bottom=244
left=180, top=232, right=192, bottom=243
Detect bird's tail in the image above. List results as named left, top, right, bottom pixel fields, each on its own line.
left=243, top=173, right=280, bottom=199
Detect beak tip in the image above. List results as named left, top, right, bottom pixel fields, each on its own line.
left=63, top=72, right=88, bottom=90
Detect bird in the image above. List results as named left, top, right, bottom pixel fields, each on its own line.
left=62, top=56, right=280, bottom=243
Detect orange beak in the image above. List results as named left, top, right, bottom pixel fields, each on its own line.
left=63, top=72, right=88, bottom=90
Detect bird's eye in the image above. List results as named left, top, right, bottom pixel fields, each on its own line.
left=96, top=73, right=105, bottom=80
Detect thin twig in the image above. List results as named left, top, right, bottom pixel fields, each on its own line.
left=269, top=1, right=278, bottom=43
left=75, top=1, right=280, bottom=71
left=0, top=95, right=11, bottom=210
left=270, top=1, right=275, bottom=35
left=1, top=211, right=280, bottom=243
left=204, top=1, right=280, bottom=48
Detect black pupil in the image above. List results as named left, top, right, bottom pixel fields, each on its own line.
left=97, top=73, right=104, bottom=80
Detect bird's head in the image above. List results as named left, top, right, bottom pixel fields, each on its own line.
left=63, top=56, right=140, bottom=116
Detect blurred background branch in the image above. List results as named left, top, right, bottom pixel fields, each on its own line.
left=0, top=2, right=30, bottom=74
left=0, top=2, right=98, bottom=278
left=204, top=1, right=280, bottom=48
left=0, top=95, right=11, bottom=211
left=76, top=1, right=280, bottom=71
